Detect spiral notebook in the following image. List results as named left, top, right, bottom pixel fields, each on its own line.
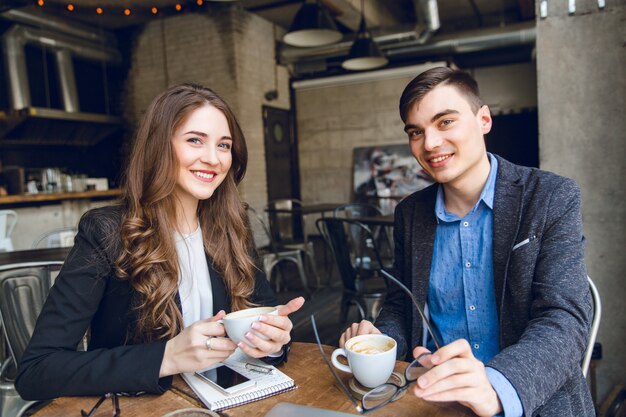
left=182, top=350, right=296, bottom=412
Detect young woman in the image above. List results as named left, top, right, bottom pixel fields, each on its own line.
left=16, top=84, right=304, bottom=400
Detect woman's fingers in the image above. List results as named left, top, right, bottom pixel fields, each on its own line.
left=249, top=320, right=291, bottom=345
left=276, top=296, right=305, bottom=316
left=204, top=336, right=237, bottom=353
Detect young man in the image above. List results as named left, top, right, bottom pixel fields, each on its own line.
left=339, top=67, right=593, bottom=417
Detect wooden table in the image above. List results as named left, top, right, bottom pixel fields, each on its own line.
left=31, top=343, right=474, bottom=417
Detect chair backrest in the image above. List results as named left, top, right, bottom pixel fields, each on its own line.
left=582, top=275, right=601, bottom=377
left=0, top=262, right=63, bottom=367
left=0, top=210, right=18, bottom=252
left=333, top=203, right=382, bottom=219
left=266, top=199, right=305, bottom=245
left=246, top=206, right=275, bottom=252
left=32, top=227, right=77, bottom=249
left=316, top=217, right=383, bottom=292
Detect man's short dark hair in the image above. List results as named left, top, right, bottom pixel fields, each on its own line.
left=399, top=67, right=483, bottom=122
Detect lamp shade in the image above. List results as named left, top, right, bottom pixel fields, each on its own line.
left=341, top=16, right=388, bottom=71
left=283, top=2, right=342, bottom=47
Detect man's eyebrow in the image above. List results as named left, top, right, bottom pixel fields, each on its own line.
left=403, top=123, right=420, bottom=133
left=430, top=109, right=459, bottom=122
left=404, top=109, right=460, bottom=133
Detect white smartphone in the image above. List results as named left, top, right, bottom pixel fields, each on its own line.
left=195, top=364, right=256, bottom=395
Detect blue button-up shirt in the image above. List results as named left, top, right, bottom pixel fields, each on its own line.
left=427, top=153, right=522, bottom=417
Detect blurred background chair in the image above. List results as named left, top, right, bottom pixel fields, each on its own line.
left=0, top=261, right=63, bottom=417
left=333, top=203, right=393, bottom=268
left=584, top=275, right=602, bottom=408
left=0, top=210, right=18, bottom=252
left=316, top=217, right=387, bottom=324
left=31, top=227, right=77, bottom=249
left=266, top=199, right=319, bottom=289
left=247, top=206, right=311, bottom=298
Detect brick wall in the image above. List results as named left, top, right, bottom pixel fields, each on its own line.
left=124, top=8, right=289, bottom=217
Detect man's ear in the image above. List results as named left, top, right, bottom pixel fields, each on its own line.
left=478, top=105, right=492, bottom=135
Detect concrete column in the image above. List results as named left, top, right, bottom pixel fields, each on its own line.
left=536, top=0, right=626, bottom=403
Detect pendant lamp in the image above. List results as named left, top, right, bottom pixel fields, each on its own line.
left=283, top=0, right=342, bottom=47
left=341, top=0, right=388, bottom=71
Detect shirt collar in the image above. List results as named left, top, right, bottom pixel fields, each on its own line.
left=435, top=153, right=498, bottom=222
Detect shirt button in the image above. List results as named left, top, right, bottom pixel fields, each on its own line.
left=463, top=221, right=469, bottom=227
left=474, top=343, right=480, bottom=349
left=465, top=261, right=471, bottom=268
left=469, top=305, right=476, bottom=311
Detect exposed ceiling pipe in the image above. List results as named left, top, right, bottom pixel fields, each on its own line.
left=413, top=0, right=440, bottom=44
left=280, top=21, right=535, bottom=65
left=1, top=8, right=115, bottom=45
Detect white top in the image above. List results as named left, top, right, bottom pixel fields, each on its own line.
left=176, top=226, right=213, bottom=327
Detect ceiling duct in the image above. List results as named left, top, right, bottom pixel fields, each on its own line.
left=0, top=17, right=123, bottom=146
left=413, top=0, right=440, bottom=44
left=281, top=21, right=535, bottom=72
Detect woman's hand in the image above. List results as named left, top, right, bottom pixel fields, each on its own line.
left=237, top=296, right=305, bottom=358
left=159, top=311, right=237, bottom=377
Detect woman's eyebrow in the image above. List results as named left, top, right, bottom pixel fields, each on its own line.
left=182, top=130, right=208, bottom=137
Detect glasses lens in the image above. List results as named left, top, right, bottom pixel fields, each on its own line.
left=405, top=359, right=426, bottom=382
left=362, top=384, right=397, bottom=410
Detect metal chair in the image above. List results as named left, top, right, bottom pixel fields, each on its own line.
left=266, top=199, right=320, bottom=288
left=0, top=210, right=18, bottom=252
left=316, top=217, right=387, bottom=324
left=583, top=275, right=601, bottom=378
left=0, top=261, right=63, bottom=417
left=31, top=227, right=77, bottom=249
left=247, top=207, right=312, bottom=298
left=333, top=203, right=393, bottom=268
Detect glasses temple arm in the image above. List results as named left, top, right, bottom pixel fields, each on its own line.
left=310, top=315, right=364, bottom=413
left=379, top=269, right=442, bottom=350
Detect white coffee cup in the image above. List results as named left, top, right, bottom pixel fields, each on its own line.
left=331, top=334, right=397, bottom=388
left=222, top=306, right=278, bottom=348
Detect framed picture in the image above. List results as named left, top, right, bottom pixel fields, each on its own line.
left=353, top=144, right=433, bottom=202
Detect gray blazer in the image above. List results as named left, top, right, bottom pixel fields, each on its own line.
left=375, top=155, right=594, bottom=417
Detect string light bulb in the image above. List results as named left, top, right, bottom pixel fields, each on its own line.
left=67, top=3, right=74, bottom=11
left=197, top=0, right=203, bottom=5
left=96, top=7, right=103, bottom=14
left=37, top=0, right=44, bottom=6
left=124, top=8, right=131, bottom=15
left=151, top=7, right=158, bottom=14
left=175, top=4, right=182, bottom=11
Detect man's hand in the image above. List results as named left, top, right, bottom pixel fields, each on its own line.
left=339, top=320, right=381, bottom=347
left=411, top=339, right=502, bottom=417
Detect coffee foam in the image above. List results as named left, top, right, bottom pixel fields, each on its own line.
left=348, top=338, right=395, bottom=355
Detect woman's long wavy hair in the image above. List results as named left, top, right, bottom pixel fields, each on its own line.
left=115, top=83, right=255, bottom=343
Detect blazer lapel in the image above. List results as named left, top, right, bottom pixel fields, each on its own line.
left=207, top=256, right=231, bottom=314
left=408, top=185, right=437, bottom=346
left=492, top=157, right=524, bottom=315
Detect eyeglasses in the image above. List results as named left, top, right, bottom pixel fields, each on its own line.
left=81, top=393, right=119, bottom=417
left=310, top=268, right=441, bottom=414
left=80, top=391, right=145, bottom=417
left=312, top=315, right=432, bottom=414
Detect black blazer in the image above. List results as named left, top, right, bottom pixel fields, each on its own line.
left=16, top=205, right=278, bottom=401
left=375, top=155, right=594, bottom=416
